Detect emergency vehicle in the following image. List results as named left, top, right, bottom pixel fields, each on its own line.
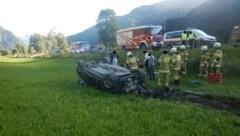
left=162, top=28, right=216, bottom=48
left=116, top=25, right=163, bottom=50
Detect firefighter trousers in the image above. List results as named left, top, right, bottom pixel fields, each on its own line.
left=158, top=72, right=169, bottom=87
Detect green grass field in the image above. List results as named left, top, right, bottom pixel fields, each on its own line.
left=0, top=48, right=240, bottom=135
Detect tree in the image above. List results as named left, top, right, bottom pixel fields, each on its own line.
left=55, top=33, right=69, bottom=53
left=96, top=9, right=119, bottom=51
left=28, top=46, right=35, bottom=54
left=46, top=28, right=58, bottom=50
left=12, top=49, right=18, bottom=55
left=29, top=33, right=46, bottom=53
left=16, top=42, right=26, bottom=54
left=0, top=50, right=8, bottom=56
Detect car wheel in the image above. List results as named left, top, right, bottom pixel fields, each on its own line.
left=103, top=74, right=117, bottom=90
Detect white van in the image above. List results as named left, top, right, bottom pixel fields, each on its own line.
left=162, top=28, right=217, bottom=48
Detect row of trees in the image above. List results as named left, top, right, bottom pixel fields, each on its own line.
left=29, top=28, right=69, bottom=54
left=0, top=42, right=26, bottom=56
left=2, top=9, right=117, bottom=56
left=1, top=28, right=69, bottom=56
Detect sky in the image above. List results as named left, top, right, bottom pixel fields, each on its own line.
left=0, top=0, right=162, bottom=37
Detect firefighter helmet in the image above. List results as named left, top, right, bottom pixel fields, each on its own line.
left=170, top=47, right=177, bottom=53
left=180, top=45, right=186, bottom=50
left=127, top=52, right=132, bottom=57
left=213, top=42, right=221, bottom=48
left=201, top=46, right=208, bottom=51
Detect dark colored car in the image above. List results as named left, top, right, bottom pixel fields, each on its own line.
left=76, top=60, right=146, bottom=93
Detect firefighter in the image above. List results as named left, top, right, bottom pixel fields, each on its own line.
left=181, top=31, right=187, bottom=46
left=188, top=31, right=195, bottom=48
left=199, top=46, right=210, bottom=77
left=180, top=45, right=188, bottom=75
left=126, top=52, right=140, bottom=72
left=211, top=42, right=223, bottom=80
left=170, top=47, right=181, bottom=85
left=157, top=50, right=171, bottom=88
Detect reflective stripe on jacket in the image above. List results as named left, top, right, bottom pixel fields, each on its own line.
left=126, top=57, right=139, bottom=70
left=171, top=53, right=181, bottom=70
left=158, top=54, right=171, bottom=73
left=181, top=33, right=187, bottom=41
left=212, top=49, right=223, bottom=67
left=200, top=51, right=210, bottom=67
left=180, top=50, right=188, bottom=64
left=188, top=33, right=195, bottom=40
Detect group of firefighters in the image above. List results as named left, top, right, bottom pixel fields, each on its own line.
left=125, top=42, right=223, bottom=89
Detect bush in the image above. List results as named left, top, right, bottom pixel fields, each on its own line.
left=0, top=50, right=9, bottom=56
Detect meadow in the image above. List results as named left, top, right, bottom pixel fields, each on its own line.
left=0, top=46, right=240, bottom=135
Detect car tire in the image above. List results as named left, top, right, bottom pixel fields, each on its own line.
left=103, top=74, right=117, bottom=91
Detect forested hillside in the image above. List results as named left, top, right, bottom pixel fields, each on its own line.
left=166, top=0, right=240, bottom=42
left=67, top=0, right=207, bottom=45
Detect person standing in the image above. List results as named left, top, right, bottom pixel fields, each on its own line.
left=110, top=50, right=119, bottom=64
left=199, top=46, right=210, bottom=77
left=157, top=50, right=171, bottom=89
left=181, top=31, right=187, bottom=46
left=180, top=45, right=188, bottom=75
left=112, top=55, right=118, bottom=65
left=170, top=47, right=181, bottom=85
left=148, top=52, right=156, bottom=80
left=188, top=31, right=195, bottom=48
left=143, top=50, right=149, bottom=74
left=126, top=52, right=140, bottom=72
left=211, top=42, right=223, bottom=81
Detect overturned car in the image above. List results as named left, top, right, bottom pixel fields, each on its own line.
left=76, top=60, right=146, bottom=93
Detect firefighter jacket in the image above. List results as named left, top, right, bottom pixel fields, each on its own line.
left=181, top=33, right=187, bottom=41
left=188, top=33, right=195, bottom=40
left=212, top=49, right=223, bottom=68
left=180, top=50, right=188, bottom=64
left=126, top=56, right=139, bottom=70
left=158, top=54, right=171, bottom=73
left=200, top=51, right=210, bottom=67
left=171, top=53, right=181, bottom=70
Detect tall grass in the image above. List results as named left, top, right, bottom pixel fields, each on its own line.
left=0, top=51, right=239, bottom=135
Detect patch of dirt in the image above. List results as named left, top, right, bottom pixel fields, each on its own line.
left=139, top=88, right=240, bottom=116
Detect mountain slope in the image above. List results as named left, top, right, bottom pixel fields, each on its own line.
left=166, top=0, right=240, bottom=42
left=67, top=0, right=207, bottom=45
left=0, top=26, right=22, bottom=51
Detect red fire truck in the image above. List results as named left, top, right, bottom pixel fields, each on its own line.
left=116, top=25, right=163, bottom=50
